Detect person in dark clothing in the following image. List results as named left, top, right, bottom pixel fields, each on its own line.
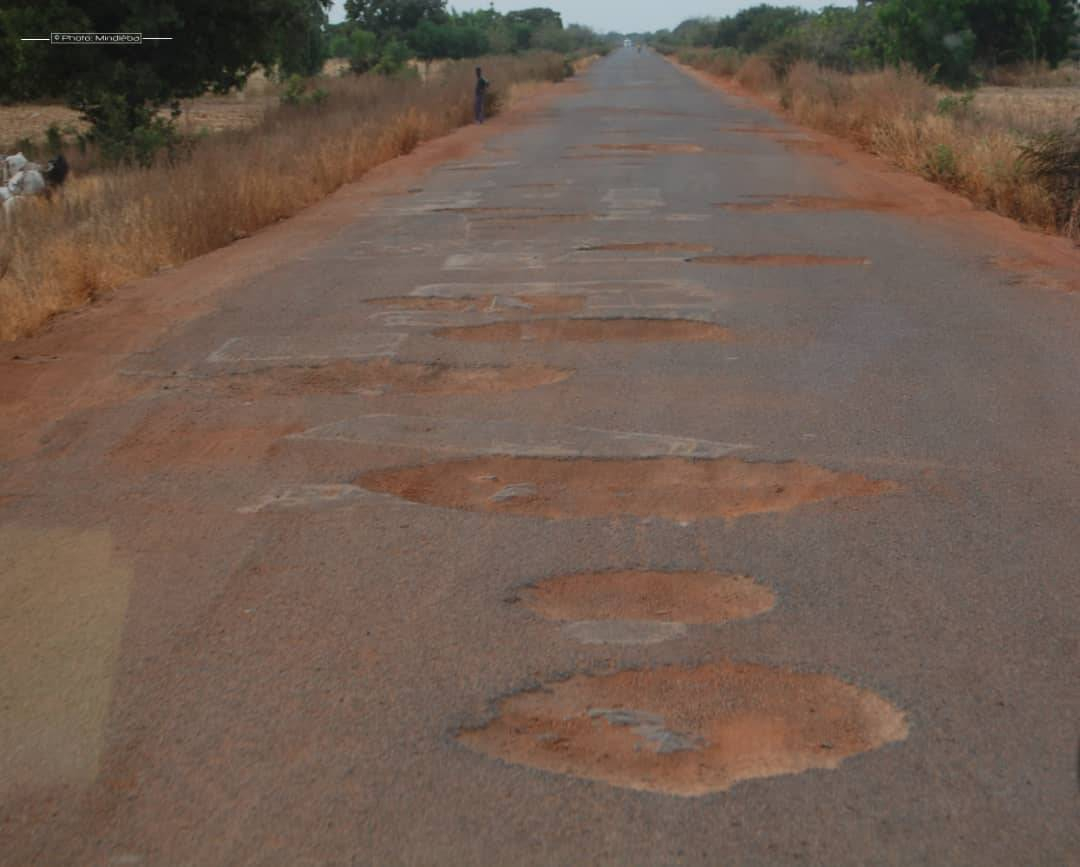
left=474, top=67, right=490, bottom=124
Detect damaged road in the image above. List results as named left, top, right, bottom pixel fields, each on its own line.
left=1, top=48, right=1078, bottom=866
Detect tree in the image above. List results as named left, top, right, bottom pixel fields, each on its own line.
left=344, top=0, right=446, bottom=41
left=876, top=0, right=977, bottom=84
left=275, top=0, right=329, bottom=77
left=0, top=0, right=331, bottom=136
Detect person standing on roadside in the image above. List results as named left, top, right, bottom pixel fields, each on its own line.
left=474, top=66, right=490, bottom=124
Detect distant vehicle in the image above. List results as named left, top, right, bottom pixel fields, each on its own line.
left=624, top=38, right=632, bottom=48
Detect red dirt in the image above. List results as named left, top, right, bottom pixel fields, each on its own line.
left=366, top=295, right=586, bottom=314
left=434, top=318, right=732, bottom=343
left=109, top=412, right=302, bottom=466
left=519, top=570, right=775, bottom=624
left=358, top=456, right=898, bottom=521
left=189, top=359, right=573, bottom=398
left=691, top=255, right=871, bottom=266
left=458, top=662, right=909, bottom=795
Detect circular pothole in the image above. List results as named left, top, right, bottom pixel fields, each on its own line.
left=358, top=456, right=897, bottom=521
left=458, top=662, right=908, bottom=795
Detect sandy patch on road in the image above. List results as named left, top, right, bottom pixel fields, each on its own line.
left=0, top=526, right=132, bottom=792
left=192, top=359, right=573, bottom=398
left=458, top=662, right=908, bottom=795
left=359, top=456, right=897, bottom=521
left=519, top=570, right=774, bottom=624
left=435, top=318, right=731, bottom=343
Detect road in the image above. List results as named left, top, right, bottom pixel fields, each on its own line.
left=2, top=48, right=1078, bottom=864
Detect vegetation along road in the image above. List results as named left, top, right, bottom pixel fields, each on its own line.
left=2, top=47, right=1078, bottom=864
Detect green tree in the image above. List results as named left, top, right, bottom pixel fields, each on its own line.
left=344, top=0, right=446, bottom=41
left=1, top=0, right=330, bottom=146
left=876, top=0, right=977, bottom=84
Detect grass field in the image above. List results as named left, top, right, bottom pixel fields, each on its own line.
left=0, top=54, right=576, bottom=341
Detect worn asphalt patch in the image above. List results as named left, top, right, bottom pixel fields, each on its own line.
left=457, top=662, right=909, bottom=796
left=188, top=359, right=573, bottom=398
left=358, top=456, right=897, bottom=521
left=519, top=570, right=775, bottom=624
left=577, top=242, right=711, bottom=254
left=433, top=318, right=731, bottom=343
left=366, top=295, right=586, bottom=314
left=715, top=196, right=900, bottom=214
left=690, top=254, right=871, bottom=267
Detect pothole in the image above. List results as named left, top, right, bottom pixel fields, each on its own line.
left=690, top=254, right=870, bottom=266
left=593, top=143, right=705, bottom=154
left=358, top=456, right=897, bottom=521
left=366, top=295, right=586, bottom=314
left=519, top=570, right=775, bottom=624
left=715, top=196, right=898, bottom=213
left=577, top=242, right=710, bottom=254
left=457, top=662, right=908, bottom=795
left=197, top=360, right=572, bottom=398
left=433, top=318, right=731, bottom=343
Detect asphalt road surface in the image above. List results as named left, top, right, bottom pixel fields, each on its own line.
left=2, top=49, right=1078, bottom=865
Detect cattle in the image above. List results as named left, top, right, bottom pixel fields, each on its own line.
left=1, top=152, right=70, bottom=221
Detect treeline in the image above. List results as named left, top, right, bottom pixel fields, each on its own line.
left=327, top=3, right=609, bottom=75
left=652, top=1, right=1079, bottom=84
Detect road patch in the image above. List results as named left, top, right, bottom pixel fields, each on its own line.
left=208, top=333, right=405, bottom=363
left=519, top=569, right=774, bottom=624
left=577, top=242, right=711, bottom=254
left=593, top=143, right=706, bottom=154
left=190, top=360, right=573, bottom=398
left=366, top=295, right=586, bottom=314
left=298, top=416, right=748, bottom=459
left=690, top=254, right=871, bottom=266
left=433, top=318, right=731, bottom=343
left=457, top=662, right=908, bottom=795
left=358, top=456, right=896, bottom=520
left=443, top=252, right=544, bottom=270
left=716, top=196, right=899, bottom=213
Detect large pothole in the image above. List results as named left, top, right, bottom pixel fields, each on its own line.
left=434, top=318, right=731, bottom=343
left=519, top=570, right=775, bottom=624
left=457, top=663, right=908, bottom=795
left=197, top=360, right=572, bottom=398
left=357, top=456, right=896, bottom=520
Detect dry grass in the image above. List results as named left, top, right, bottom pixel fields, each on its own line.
left=0, top=54, right=569, bottom=340
left=680, top=49, right=1079, bottom=241
left=982, top=61, right=1079, bottom=88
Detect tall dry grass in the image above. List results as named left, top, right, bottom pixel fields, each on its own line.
left=679, top=49, right=1079, bottom=242
left=0, top=54, right=569, bottom=341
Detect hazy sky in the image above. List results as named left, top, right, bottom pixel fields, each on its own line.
left=328, top=2, right=856, bottom=36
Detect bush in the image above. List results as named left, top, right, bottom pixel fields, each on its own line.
left=1021, top=120, right=1080, bottom=234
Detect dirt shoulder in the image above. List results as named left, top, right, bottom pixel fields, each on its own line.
left=0, top=77, right=582, bottom=461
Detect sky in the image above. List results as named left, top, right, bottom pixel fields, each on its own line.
left=327, top=1, right=856, bottom=36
